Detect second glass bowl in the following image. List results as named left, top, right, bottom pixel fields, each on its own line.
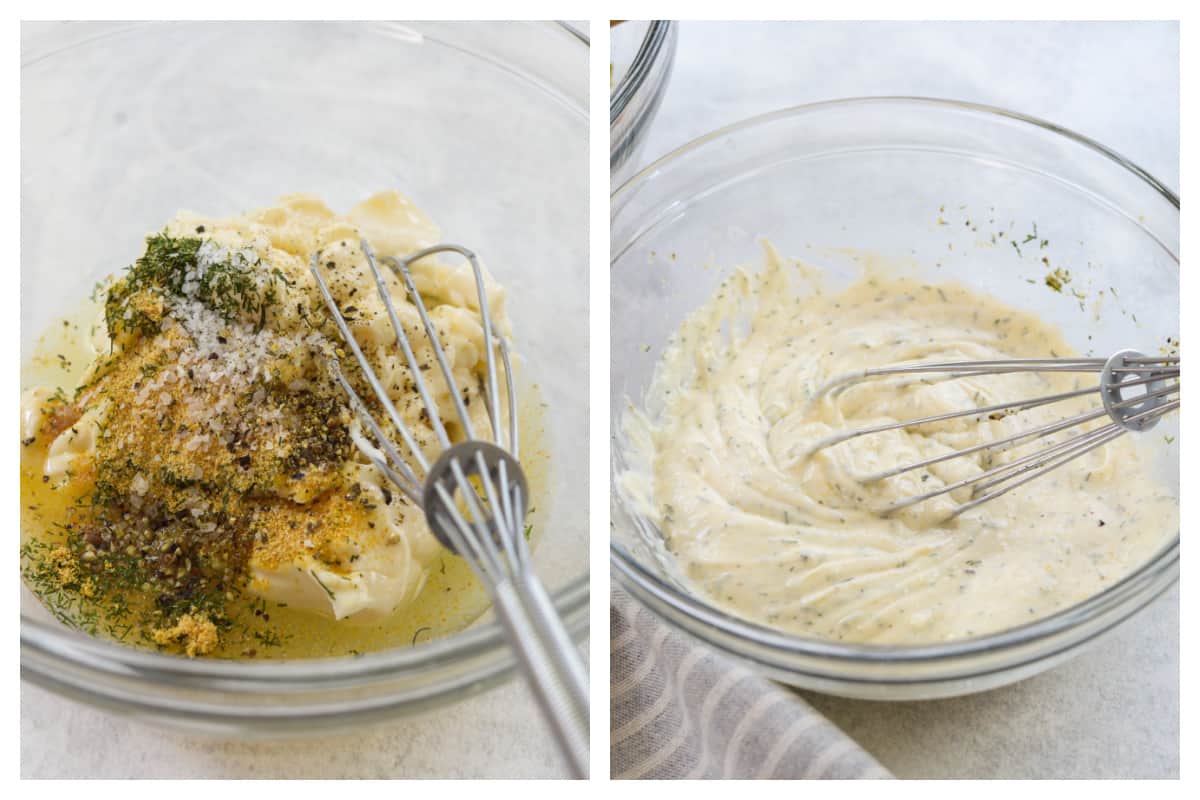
left=610, top=20, right=677, bottom=186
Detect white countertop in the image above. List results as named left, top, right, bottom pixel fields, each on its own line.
left=801, top=587, right=1179, bottom=779
left=632, top=21, right=1178, bottom=187
left=23, top=643, right=589, bottom=779
left=626, top=20, right=1179, bottom=780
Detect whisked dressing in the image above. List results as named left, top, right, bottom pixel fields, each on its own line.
left=620, top=247, right=1177, bottom=643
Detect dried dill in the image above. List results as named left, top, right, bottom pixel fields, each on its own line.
left=105, top=233, right=284, bottom=339
left=1044, top=267, right=1072, bottom=293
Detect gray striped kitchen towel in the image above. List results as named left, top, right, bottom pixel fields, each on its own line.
left=611, top=586, right=891, bottom=780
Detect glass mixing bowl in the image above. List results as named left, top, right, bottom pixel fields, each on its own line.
left=21, top=21, right=588, bottom=734
left=610, top=20, right=676, bottom=187
left=611, top=98, right=1179, bottom=700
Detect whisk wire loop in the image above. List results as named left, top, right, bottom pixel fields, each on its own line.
left=359, top=240, right=454, bottom=453
left=499, top=338, right=519, bottom=459
left=381, top=244, right=508, bottom=449
left=950, top=425, right=1126, bottom=516
left=809, top=349, right=1179, bottom=520
left=310, top=240, right=588, bottom=777
left=377, top=247, right=477, bottom=444
left=310, top=254, right=432, bottom=480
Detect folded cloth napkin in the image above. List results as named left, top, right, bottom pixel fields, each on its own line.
left=611, top=586, right=892, bottom=780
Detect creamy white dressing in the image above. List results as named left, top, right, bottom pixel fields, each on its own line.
left=621, top=246, right=1177, bottom=644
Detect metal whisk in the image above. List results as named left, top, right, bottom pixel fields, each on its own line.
left=808, top=349, right=1180, bottom=519
left=309, top=240, right=588, bottom=777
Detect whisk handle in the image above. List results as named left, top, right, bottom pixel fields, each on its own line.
left=491, top=575, right=590, bottom=778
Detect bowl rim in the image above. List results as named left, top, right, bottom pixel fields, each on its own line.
left=20, top=19, right=591, bottom=688
left=611, top=95, right=1179, bottom=210
left=610, top=20, right=676, bottom=124
left=610, top=95, right=1180, bottom=669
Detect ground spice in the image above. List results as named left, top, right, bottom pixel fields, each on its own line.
left=151, top=612, right=219, bottom=657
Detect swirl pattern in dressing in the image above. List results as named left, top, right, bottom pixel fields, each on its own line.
left=620, top=248, right=1176, bottom=644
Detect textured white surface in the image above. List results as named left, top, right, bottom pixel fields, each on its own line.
left=633, top=21, right=1179, bottom=187
left=22, top=645, right=590, bottom=779
left=21, top=675, right=556, bottom=778
left=628, top=20, right=1178, bottom=780
left=801, top=590, right=1179, bottom=779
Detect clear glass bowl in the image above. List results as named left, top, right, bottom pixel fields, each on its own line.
left=21, top=20, right=588, bottom=734
left=611, top=98, right=1179, bottom=700
left=610, top=20, right=677, bottom=187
